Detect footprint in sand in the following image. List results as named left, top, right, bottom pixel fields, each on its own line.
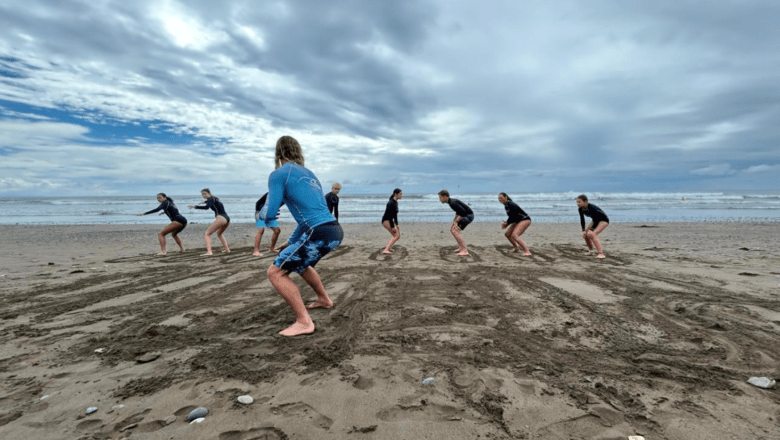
left=218, top=427, right=288, bottom=440
left=494, top=245, right=555, bottom=263
left=376, top=401, right=465, bottom=422
left=270, top=402, right=333, bottom=430
left=368, top=246, right=408, bottom=262
left=76, top=419, right=103, bottom=432
left=438, top=247, right=482, bottom=263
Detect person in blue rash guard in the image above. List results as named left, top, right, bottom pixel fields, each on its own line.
left=576, top=194, right=610, bottom=258
left=324, top=183, right=341, bottom=220
left=438, top=189, right=474, bottom=256
left=263, top=135, right=344, bottom=337
left=188, top=188, right=230, bottom=256
left=498, top=192, right=532, bottom=256
left=253, top=193, right=283, bottom=257
left=381, top=188, right=403, bottom=254
left=136, top=193, right=187, bottom=255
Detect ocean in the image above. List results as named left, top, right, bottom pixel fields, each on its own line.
left=1, top=192, right=780, bottom=225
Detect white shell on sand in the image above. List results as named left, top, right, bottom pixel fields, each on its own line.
left=422, top=377, right=435, bottom=385
left=237, top=395, right=254, bottom=404
left=94, top=348, right=107, bottom=353
left=747, top=377, right=776, bottom=389
left=189, top=417, right=205, bottom=424
left=186, top=407, right=209, bottom=421
left=86, top=407, right=97, bottom=414
left=40, top=395, right=49, bottom=401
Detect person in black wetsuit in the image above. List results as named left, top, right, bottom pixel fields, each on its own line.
left=325, top=183, right=341, bottom=220
left=381, top=188, right=403, bottom=254
left=188, top=188, right=230, bottom=256
left=253, top=192, right=283, bottom=256
left=137, top=193, right=187, bottom=255
left=498, top=192, right=532, bottom=256
left=576, top=194, right=610, bottom=258
left=438, top=189, right=473, bottom=256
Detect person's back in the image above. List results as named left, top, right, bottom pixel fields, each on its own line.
left=264, top=162, right=334, bottom=231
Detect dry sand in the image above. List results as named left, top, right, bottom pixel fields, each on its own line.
left=0, top=221, right=779, bottom=439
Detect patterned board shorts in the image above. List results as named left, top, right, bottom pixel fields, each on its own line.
left=274, top=221, right=343, bottom=274
left=256, top=219, right=279, bottom=228
left=457, top=214, right=474, bottom=230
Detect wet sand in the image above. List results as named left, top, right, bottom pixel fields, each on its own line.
left=0, top=222, right=779, bottom=439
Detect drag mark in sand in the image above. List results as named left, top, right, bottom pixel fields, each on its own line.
left=368, top=245, right=408, bottom=263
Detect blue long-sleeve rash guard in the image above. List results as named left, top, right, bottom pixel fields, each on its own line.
left=263, top=162, right=335, bottom=243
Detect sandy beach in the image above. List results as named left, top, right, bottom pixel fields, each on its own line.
left=0, top=221, right=779, bottom=439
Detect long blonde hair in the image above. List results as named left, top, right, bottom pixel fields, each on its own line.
left=275, top=136, right=305, bottom=169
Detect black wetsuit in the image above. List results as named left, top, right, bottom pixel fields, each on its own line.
left=195, top=197, right=230, bottom=222
left=382, top=198, right=399, bottom=228
left=448, top=198, right=474, bottom=230
left=504, top=200, right=530, bottom=224
left=325, top=192, right=339, bottom=220
left=579, top=203, right=609, bottom=230
left=145, top=200, right=187, bottom=225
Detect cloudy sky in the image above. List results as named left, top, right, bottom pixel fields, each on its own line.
left=1, top=0, right=778, bottom=196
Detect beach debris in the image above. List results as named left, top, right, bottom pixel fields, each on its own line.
left=48, top=262, right=54, bottom=266
left=135, top=352, right=161, bottom=363
left=94, top=348, right=107, bottom=353
left=164, top=416, right=177, bottom=425
left=40, top=395, right=50, bottom=401
left=628, top=436, right=645, bottom=440
left=237, top=395, right=254, bottom=405
left=747, top=377, right=776, bottom=389
left=86, top=407, right=98, bottom=414
left=111, top=404, right=125, bottom=411
left=738, top=272, right=760, bottom=277
left=189, top=417, right=206, bottom=424
left=422, top=377, right=435, bottom=385
left=739, top=247, right=750, bottom=251
left=186, top=407, right=209, bottom=421
left=348, top=425, right=378, bottom=433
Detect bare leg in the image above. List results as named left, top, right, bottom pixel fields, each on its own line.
left=216, top=218, right=230, bottom=252
left=171, top=223, right=185, bottom=252
left=451, top=224, right=468, bottom=256
left=203, top=217, right=226, bottom=255
left=156, top=223, right=174, bottom=255
left=511, top=220, right=532, bottom=256
left=269, top=227, right=281, bottom=252
left=253, top=228, right=265, bottom=256
left=590, top=222, right=609, bottom=258
left=301, top=267, right=334, bottom=309
left=382, top=220, right=399, bottom=254
left=504, top=223, right=519, bottom=252
left=267, top=265, right=314, bottom=336
left=582, top=221, right=595, bottom=254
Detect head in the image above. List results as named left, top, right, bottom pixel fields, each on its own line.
left=576, top=194, right=588, bottom=208
left=275, top=136, right=305, bottom=169
left=201, top=188, right=212, bottom=199
left=498, top=192, right=511, bottom=204
left=156, top=193, right=167, bottom=203
left=438, top=189, right=449, bottom=203
left=331, top=183, right=342, bottom=195
left=392, top=188, right=403, bottom=200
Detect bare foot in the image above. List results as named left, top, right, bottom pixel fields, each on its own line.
left=382, top=249, right=392, bottom=254
left=523, top=252, right=532, bottom=256
left=454, top=248, right=461, bottom=253
left=306, top=299, right=334, bottom=309
left=585, top=251, right=596, bottom=256
left=456, top=250, right=469, bottom=256
left=513, top=248, right=520, bottom=253
left=179, top=248, right=186, bottom=253
left=221, top=249, right=231, bottom=253
left=156, top=252, right=166, bottom=256
left=269, top=248, right=279, bottom=253
left=202, top=252, right=213, bottom=256
left=253, top=251, right=262, bottom=257
left=597, top=254, right=606, bottom=259
left=279, top=320, right=315, bottom=336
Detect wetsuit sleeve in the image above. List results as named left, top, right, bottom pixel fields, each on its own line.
left=325, top=193, right=334, bottom=213
left=333, top=196, right=338, bottom=220
left=193, top=200, right=209, bottom=210
left=263, top=171, right=285, bottom=222
left=579, top=208, right=586, bottom=231
left=144, top=202, right=165, bottom=215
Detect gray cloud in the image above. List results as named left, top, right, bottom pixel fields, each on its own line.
left=0, top=0, right=778, bottom=195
